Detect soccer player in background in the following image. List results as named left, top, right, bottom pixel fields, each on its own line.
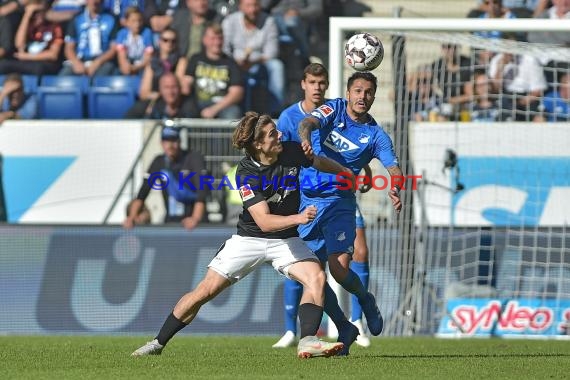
left=297, top=71, right=403, bottom=355
left=131, top=112, right=354, bottom=359
left=273, top=63, right=374, bottom=350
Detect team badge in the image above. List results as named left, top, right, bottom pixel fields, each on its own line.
left=315, top=104, right=334, bottom=118
left=239, top=184, right=255, bottom=202
left=359, top=134, right=370, bottom=143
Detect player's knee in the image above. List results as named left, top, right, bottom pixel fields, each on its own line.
left=314, top=269, right=326, bottom=289
left=301, top=268, right=326, bottom=293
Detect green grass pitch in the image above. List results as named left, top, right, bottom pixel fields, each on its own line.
left=2, top=336, right=569, bottom=379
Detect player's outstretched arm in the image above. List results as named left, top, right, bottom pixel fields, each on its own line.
left=298, top=116, right=320, bottom=145
left=387, top=165, right=403, bottom=213
left=313, top=156, right=357, bottom=192
left=247, top=201, right=317, bottom=233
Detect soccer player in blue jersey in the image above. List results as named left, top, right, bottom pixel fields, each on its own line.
left=297, top=70, right=403, bottom=354
left=273, top=63, right=379, bottom=353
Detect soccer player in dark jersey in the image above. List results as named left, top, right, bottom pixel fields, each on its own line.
left=297, top=71, right=404, bottom=354
left=132, top=112, right=353, bottom=359
left=274, top=63, right=374, bottom=352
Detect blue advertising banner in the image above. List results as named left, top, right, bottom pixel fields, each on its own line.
left=0, top=226, right=285, bottom=335
left=438, top=298, right=570, bottom=338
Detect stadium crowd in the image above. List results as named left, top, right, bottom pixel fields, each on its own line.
left=0, top=0, right=363, bottom=120
left=1, top=0, right=568, bottom=123
left=408, top=0, right=570, bottom=123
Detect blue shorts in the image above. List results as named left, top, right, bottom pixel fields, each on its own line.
left=355, top=202, right=366, bottom=229
left=299, top=196, right=356, bottom=262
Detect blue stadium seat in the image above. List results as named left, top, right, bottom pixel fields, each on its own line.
left=36, top=87, right=84, bottom=119
left=92, top=75, right=141, bottom=93
left=22, top=75, right=39, bottom=94
left=40, top=75, right=90, bottom=93
left=87, top=87, right=136, bottom=119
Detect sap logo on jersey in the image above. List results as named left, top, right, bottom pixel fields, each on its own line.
left=324, top=131, right=359, bottom=153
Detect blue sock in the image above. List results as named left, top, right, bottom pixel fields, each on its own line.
left=283, top=278, right=303, bottom=334
left=350, top=261, right=369, bottom=321
left=324, top=282, right=347, bottom=329
left=339, top=269, right=367, bottom=304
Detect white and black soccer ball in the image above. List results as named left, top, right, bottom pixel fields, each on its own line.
left=344, top=33, right=384, bottom=71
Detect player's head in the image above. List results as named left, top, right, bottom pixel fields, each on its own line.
left=346, top=71, right=377, bottom=117
left=302, top=63, right=329, bottom=108
left=233, top=111, right=282, bottom=159
left=160, top=122, right=181, bottom=160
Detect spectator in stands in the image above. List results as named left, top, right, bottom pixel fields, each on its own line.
left=102, top=0, right=143, bottom=25
left=126, top=71, right=197, bottom=118
left=125, top=199, right=151, bottom=225
left=0, top=14, right=15, bottom=60
left=463, top=69, right=504, bottom=122
left=261, top=0, right=322, bottom=61
left=222, top=0, right=285, bottom=115
left=138, top=28, right=186, bottom=101
left=528, top=0, right=570, bottom=46
left=144, top=0, right=184, bottom=34
left=0, top=0, right=26, bottom=34
left=115, top=7, right=153, bottom=76
left=0, top=73, right=37, bottom=123
left=172, top=0, right=220, bottom=60
left=469, top=0, right=545, bottom=17
left=59, top=0, right=118, bottom=76
left=405, top=67, right=443, bottom=122
left=488, top=33, right=547, bottom=121
left=45, top=0, right=85, bottom=30
left=539, top=71, right=570, bottom=121
left=182, top=23, right=243, bottom=119
left=470, top=0, right=517, bottom=40
left=0, top=0, right=63, bottom=75
left=428, top=43, right=474, bottom=120
left=123, top=123, right=207, bottom=230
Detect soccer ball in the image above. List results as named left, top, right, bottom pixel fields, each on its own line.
left=344, top=33, right=384, bottom=71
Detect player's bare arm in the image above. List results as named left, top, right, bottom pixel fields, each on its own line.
left=247, top=201, right=317, bottom=233
left=387, top=165, right=403, bottom=213
left=298, top=116, right=320, bottom=144
left=312, top=156, right=357, bottom=191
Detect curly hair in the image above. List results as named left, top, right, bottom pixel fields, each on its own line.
left=232, top=112, right=274, bottom=157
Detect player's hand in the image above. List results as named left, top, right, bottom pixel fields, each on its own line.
left=298, top=205, right=317, bottom=224
left=341, top=169, right=357, bottom=193
left=182, top=217, right=199, bottom=230
left=301, top=140, right=314, bottom=160
left=388, top=188, right=402, bottom=213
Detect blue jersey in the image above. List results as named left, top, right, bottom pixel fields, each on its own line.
left=542, top=90, right=570, bottom=122
left=302, top=98, right=398, bottom=199
left=277, top=100, right=308, bottom=143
